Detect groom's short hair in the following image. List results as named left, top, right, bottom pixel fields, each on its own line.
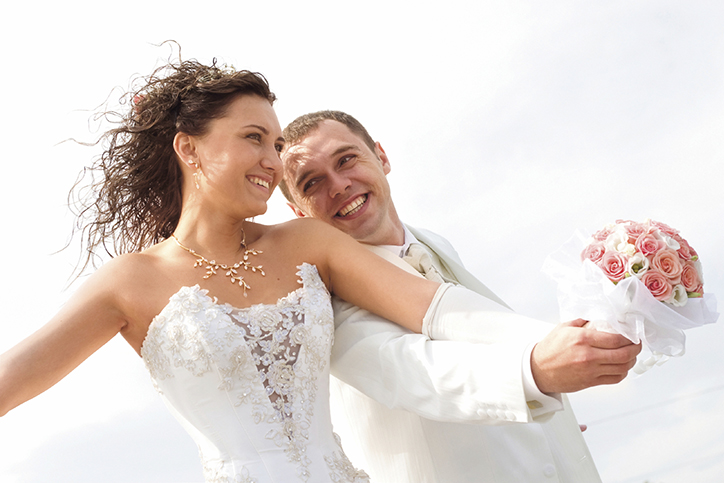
left=280, top=110, right=377, bottom=202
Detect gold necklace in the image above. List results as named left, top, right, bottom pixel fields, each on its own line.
left=171, top=230, right=265, bottom=297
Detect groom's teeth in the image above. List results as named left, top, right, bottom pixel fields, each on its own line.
left=338, top=195, right=366, bottom=217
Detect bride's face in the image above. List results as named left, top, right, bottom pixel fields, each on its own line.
left=190, top=94, right=284, bottom=218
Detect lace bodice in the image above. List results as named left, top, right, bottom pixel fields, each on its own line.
left=141, top=264, right=369, bottom=483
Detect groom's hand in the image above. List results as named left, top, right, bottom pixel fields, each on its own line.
left=529, top=318, right=642, bottom=394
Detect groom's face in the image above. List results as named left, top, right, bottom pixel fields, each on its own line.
left=282, top=120, right=402, bottom=245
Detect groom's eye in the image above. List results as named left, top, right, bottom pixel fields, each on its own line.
left=303, top=178, right=320, bottom=193
left=339, top=155, right=355, bottom=166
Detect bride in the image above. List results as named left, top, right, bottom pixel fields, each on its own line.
left=0, top=59, right=462, bottom=482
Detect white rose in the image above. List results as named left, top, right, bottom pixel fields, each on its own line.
left=694, top=260, right=705, bottom=283
left=662, top=234, right=681, bottom=250
left=666, top=284, right=688, bottom=307
left=605, top=228, right=629, bottom=252
left=620, top=243, right=637, bottom=257
left=627, top=252, right=650, bottom=278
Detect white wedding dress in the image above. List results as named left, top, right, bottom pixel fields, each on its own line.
left=141, top=264, right=370, bottom=483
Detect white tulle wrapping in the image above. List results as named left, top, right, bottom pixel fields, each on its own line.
left=542, top=232, right=719, bottom=374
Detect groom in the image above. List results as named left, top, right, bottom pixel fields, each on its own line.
left=279, top=111, right=640, bottom=482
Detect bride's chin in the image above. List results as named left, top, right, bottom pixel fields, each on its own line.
left=245, top=202, right=268, bottom=218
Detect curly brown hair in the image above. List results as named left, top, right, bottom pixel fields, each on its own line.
left=71, top=57, right=275, bottom=273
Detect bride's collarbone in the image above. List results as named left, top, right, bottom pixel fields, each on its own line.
left=133, top=244, right=311, bottom=311
left=166, top=257, right=305, bottom=309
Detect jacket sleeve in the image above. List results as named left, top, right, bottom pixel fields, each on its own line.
left=330, top=295, right=560, bottom=425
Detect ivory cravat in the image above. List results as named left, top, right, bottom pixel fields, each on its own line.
left=402, top=243, right=454, bottom=283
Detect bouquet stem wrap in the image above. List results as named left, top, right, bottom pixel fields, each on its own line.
left=542, top=231, right=719, bottom=374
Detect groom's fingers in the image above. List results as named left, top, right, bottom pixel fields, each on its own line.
left=562, top=318, right=640, bottom=351
left=586, top=329, right=639, bottom=350
left=594, top=357, right=639, bottom=384
left=561, top=318, right=589, bottom=328
left=597, top=342, right=642, bottom=365
left=588, top=353, right=640, bottom=388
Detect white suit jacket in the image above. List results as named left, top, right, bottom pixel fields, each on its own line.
left=329, top=225, right=601, bottom=483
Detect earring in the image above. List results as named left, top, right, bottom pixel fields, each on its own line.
left=191, top=162, right=202, bottom=190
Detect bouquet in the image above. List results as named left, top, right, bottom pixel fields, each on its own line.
left=543, top=219, right=719, bottom=374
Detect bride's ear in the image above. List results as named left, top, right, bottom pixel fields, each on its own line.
left=173, top=132, right=198, bottom=169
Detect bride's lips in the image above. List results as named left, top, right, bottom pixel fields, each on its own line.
left=335, top=194, right=368, bottom=218
left=248, top=175, right=272, bottom=191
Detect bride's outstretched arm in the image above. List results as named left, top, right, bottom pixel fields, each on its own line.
left=0, top=259, right=132, bottom=417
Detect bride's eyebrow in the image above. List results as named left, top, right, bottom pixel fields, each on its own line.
left=244, top=124, right=270, bottom=134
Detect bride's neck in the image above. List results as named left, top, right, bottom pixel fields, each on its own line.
left=172, top=213, right=251, bottom=258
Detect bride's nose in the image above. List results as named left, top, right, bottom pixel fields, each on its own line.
left=261, top=146, right=282, bottom=173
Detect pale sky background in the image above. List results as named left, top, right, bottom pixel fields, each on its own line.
left=1, top=1, right=723, bottom=482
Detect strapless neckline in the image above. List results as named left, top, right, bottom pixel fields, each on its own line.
left=141, top=282, right=305, bottom=355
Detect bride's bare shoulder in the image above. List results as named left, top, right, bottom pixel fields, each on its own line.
left=81, top=244, right=171, bottom=293
left=261, top=218, right=343, bottom=240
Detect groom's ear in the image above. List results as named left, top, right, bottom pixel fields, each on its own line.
left=375, top=142, right=391, bottom=175
left=287, top=202, right=306, bottom=218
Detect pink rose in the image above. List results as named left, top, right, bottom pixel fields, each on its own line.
left=593, top=226, right=615, bottom=242
left=689, top=243, right=699, bottom=260
left=641, top=269, right=674, bottom=301
left=673, top=235, right=692, bottom=260
left=650, top=220, right=679, bottom=237
left=635, top=233, right=666, bottom=257
left=681, top=261, right=703, bottom=294
left=600, top=250, right=628, bottom=282
left=651, top=249, right=683, bottom=283
left=581, top=242, right=607, bottom=264
left=622, top=221, right=648, bottom=244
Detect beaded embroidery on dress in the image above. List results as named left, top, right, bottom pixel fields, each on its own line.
left=141, top=264, right=369, bottom=483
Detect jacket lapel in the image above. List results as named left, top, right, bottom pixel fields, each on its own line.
left=407, top=225, right=511, bottom=309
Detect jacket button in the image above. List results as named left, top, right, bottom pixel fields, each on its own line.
left=543, top=464, right=556, bottom=477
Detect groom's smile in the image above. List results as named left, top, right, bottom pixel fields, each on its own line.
left=336, top=194, right=368, bottom=218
